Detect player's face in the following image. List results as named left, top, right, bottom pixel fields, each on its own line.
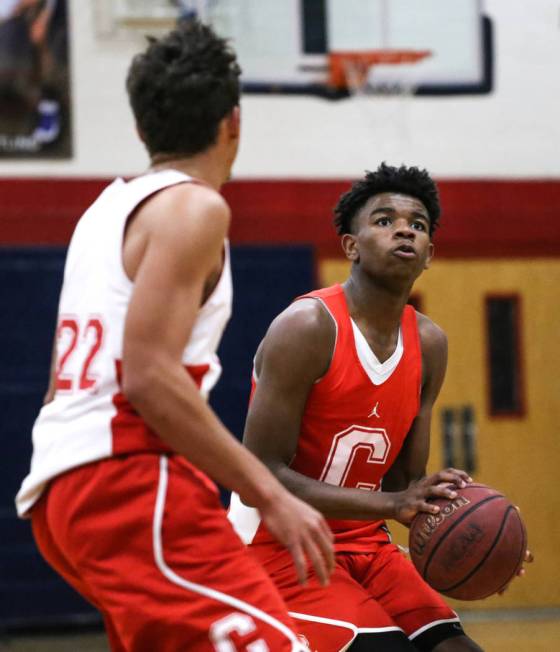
left=343, top=192, right=434, bottom=284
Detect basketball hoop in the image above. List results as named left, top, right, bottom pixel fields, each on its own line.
left=328, top=49, right=431, bottom=94
left=327, top=49, right=432, bottom=161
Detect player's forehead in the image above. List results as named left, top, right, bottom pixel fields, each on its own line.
left=359, top=192, right=430, bottom=222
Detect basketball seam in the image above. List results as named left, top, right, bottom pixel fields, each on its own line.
left=422, top=494, right=503, bottom=584
left=494, top=513, right=527, bottom=595
left=432, top=503, right=519, bottom=594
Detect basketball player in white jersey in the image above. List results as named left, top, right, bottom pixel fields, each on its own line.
left=16, top=20, right=333, bottom=652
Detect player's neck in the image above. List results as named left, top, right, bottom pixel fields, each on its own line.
left=342, top=275, right=410, bottom=334
left=149, top=150, right=231, bottom=191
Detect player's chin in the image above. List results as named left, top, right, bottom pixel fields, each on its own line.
left=388, top=256, right=426, bottom=280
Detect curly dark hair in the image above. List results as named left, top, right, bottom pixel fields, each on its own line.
left=333, top=163, right=441, bottom=236
left=126, top=19, right=241, bottom=157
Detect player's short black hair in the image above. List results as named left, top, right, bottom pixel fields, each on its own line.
left=333, top=163, right=441, bottom=236
left=126, top=19, right=241, bottom=157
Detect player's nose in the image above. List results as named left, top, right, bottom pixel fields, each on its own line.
left=394, top=220, right=415, bottom=239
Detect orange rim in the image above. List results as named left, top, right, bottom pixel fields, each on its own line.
left=328, top=49, right=432, bottom=89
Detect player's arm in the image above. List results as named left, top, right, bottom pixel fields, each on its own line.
left=122, top=184, right=263, bottom=492
left=244, top=302, right=467, bottom=524
left=381, top=313, right=471, bottom=523
left=383, top=314, right=451, bottom=491
left=122, top=184, right=333, bottom=584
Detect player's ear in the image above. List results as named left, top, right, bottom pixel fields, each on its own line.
left=341, top=233, right=359, bottom=263
left=424, top=242, right=435, bottom=269
left=226, top=106, right=240, bottom=140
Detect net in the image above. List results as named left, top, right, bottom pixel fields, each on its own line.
left=328, top=49, right=431, bottom=95
left=327, top=49, right=432, bottom=159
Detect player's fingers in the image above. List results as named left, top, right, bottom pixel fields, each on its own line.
left=320, top=516, right=335, bottom=542
left=314, top=523, right=335, bottom=575
left=429, top=483, right=458, bottom=500
left=302, top=536, right=330, bottom=587
left=288, top=542, right=308, bottom=586
left=417, top=500, right=440, bottom=515
left=447, top=467, right=472, bottom=482
left=435, top=468, right=471, bottom=487
left=438, top=468, right=469, bottom=481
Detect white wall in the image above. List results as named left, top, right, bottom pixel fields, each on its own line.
left=1, top=0, right=559, bottom=179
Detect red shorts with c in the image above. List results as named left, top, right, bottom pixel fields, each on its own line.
left=250, top=540, right=463, bottom=651
left=31, top=453, right=305, bottom=652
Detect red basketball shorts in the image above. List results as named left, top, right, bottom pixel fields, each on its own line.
left=31, top=453, right=306, bottom=652
left=250, top=540, right=462, bottom=651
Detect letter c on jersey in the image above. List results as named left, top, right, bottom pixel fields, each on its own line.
left=319, top=425, right=390, bottom=490
left=209, top=612, right=269, bottom=652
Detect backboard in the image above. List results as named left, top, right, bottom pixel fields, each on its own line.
left=102, top=0, right=493, bottom=98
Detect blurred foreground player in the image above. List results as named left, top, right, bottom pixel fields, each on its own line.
left=229, top=164, right=485, bottom=651
left=16, top=21, right=333, bottom=652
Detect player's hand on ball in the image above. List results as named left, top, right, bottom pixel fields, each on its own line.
left=258, top=489, right=335, bottom=586
left=392, top=468, right=472, bottom=526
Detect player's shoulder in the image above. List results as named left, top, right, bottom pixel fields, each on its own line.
left=178, top=181, right=230, bottom=213
left=414, top=310, right=448, bottom=355
left=253, top=296, right=336, bottom=383
left=269, top=296, right=335, bottom=342
left=141, top=181, right=230, bottom=245
left=258, top=296, right=335, bottom=372
left=158, top=181, right=230, bottom=223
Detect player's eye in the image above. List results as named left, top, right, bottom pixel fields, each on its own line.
left=375, top=216, right=391, bottom=226
left=412, top=220, right=427, bottom=231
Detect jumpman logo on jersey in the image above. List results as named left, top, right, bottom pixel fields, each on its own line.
left=368, top=401, right=381, bottom=418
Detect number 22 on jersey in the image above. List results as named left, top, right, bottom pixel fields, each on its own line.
left=55, top=315, right=105, bottom=392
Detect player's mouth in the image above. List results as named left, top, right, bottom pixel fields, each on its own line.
left=392, top=244, right=417, bottom=259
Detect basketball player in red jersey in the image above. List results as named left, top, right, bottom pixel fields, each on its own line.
left=16, top=21, right=333, bottom=652
left=228, top=164, right=485, bottom=651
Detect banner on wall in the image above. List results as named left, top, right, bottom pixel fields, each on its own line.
left=0, top=0, right=71, bottom=158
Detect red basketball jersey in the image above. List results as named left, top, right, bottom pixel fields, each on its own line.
left=230, top=284, right=422, bottom=553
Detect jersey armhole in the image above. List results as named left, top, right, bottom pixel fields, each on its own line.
left=120, top=182, right=191, bottom=285
left=405, top=306, right=423, bottom=404
left=295, top=296, right=338, bottom=384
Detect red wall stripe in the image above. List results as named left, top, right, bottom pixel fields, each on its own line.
left=2, top=178, right=560, bottom=256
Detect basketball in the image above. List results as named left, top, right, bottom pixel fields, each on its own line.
left=409, top=483, right=527, bottom=600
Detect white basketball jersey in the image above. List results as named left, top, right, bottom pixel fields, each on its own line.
left=16, top=170, right=232, bottom=517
